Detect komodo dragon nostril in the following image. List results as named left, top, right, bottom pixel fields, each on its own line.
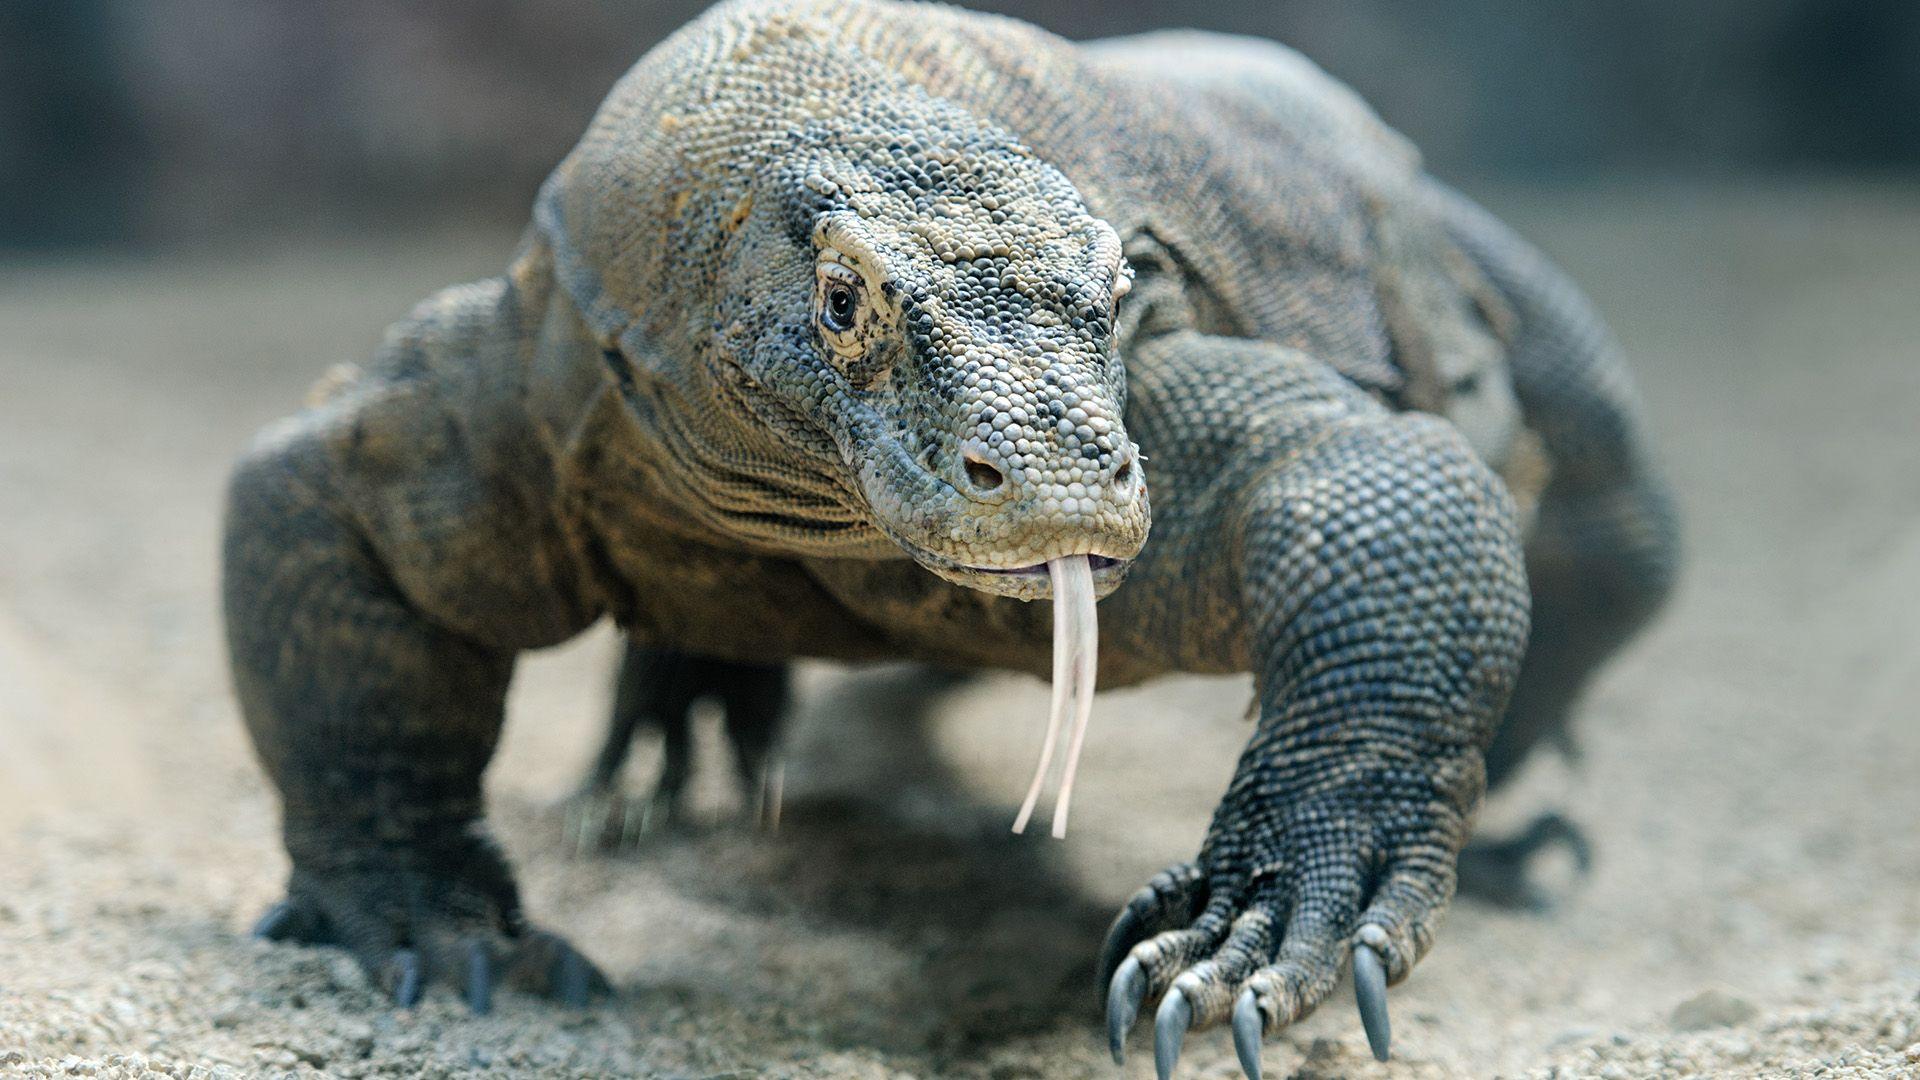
left=962, top=450, right=1005, bottom=492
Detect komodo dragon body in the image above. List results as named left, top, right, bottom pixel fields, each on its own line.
left=224, top=1, right=1678, bottom=1074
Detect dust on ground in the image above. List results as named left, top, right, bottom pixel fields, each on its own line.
left=2, top=184, right=1917, bottom=1078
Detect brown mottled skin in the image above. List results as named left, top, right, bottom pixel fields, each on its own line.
left=224, top=0, right=1677, bottom=1072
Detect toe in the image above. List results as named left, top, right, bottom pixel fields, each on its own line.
left=464, top=940, right=494, bottom=1015
left=1122, top=899, right=1284, bottom=1077
left=1097, top=861, right=1206, bottom=992
left=385, top=948, right=424, bottom=1008
left=1354, top=858, right=1451, bottom=985
left=1231, top=990, right=1265, bottom=1080
left=1106, top=956, right=1146, bottom=1064
left=1168, top=908, right=1279, bottom=1026
left=1230, top=864, right=1369, bottom=1072
left=251, top=898, right=328, bottom=944
left=1153, top=986, right=1192, bottom=1080
left=1234, top=922, right=1350, bottom=1072
left=1352, top=942, right=1391, bottom=1061
left=1125, top=924, right=1227, bottom=1000
left=1106, top=920, right=1223, bottom=1064
left=556, top=944, right=596, bottom=1006
left=504, top=930, right=610, bottom=1006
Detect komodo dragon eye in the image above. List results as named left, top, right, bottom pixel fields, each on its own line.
left=814, top=260, right=867, bottom=342
left=823, top=282, right=857, bottom=332
left=814, top=256, right=894, bottom=388
left=816, top=259, right=866, bottom=336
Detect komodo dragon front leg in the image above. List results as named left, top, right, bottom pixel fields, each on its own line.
left=1098, top=330, right=1530, bottom=1077
left=225, top=278, right=609, bottom=1012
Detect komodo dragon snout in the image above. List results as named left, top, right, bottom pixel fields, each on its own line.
left=802, top=193, right=1149, bottom=603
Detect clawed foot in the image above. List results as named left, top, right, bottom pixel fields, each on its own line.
left=1103, top=833, right=1451, bottom=1077
left=252, top=839, right=608, bottom=1014
left=562, top=786, right=679, bottom=852
left=1456, top=811, right=1593, bottom=912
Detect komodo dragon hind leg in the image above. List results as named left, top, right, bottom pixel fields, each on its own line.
left=1438, top=183, right=1681, bottom=912
left=566, top=642, right=792, bottom=850
left=1456, top=811, right=1594, bottom=911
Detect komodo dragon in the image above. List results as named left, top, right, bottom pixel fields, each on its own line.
left=224, top=0, right=1678, bottom=1074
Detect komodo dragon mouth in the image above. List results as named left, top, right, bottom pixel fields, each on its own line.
left=969, top=553, right=1129, bottom=576
left=890, top=543, right=1128, bottom=837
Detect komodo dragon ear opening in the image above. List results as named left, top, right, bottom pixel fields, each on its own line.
left=532, top=173, right=626, bottom=348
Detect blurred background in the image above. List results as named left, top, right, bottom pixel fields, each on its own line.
left=6, top=0, right=1920, bottom=248
left=4, top=3, right=1919, bottom=1078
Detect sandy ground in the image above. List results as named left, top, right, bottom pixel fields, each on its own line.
left=2, top=183, right=1918, bottom=1079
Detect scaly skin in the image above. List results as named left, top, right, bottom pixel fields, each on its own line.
left=223, top=0, right=1677, bottom=1072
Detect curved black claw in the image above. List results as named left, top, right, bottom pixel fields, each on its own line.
left=388, top=948, right=424, bottom=1009
left=465, top=941, right=494, bottom=1015
left=1106, top=956, right=1146, bottom=1064
left=1096, top=863, right=1206, bottom=994
left=1153, top=987, right=1192, bottom=1080
left=251, top=900, right=313, bottom=942
left=1457, top=811, right=1594, bottom=911
left=1353, top=946, right=1390, bottom=1062
left=1097, top=905, right=1146, bottom=1002
left=555, top=942, right=601, bottom=1007
left=1232, top=990, right=1264, bottom=1080
left=1515, top=811, right=1593, bottom=874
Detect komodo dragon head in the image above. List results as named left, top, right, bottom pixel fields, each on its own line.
left=534, top=5, right=1148, bottom=606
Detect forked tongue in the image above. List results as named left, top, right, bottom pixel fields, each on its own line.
left=1010, top=555, right=1099, bottom=839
